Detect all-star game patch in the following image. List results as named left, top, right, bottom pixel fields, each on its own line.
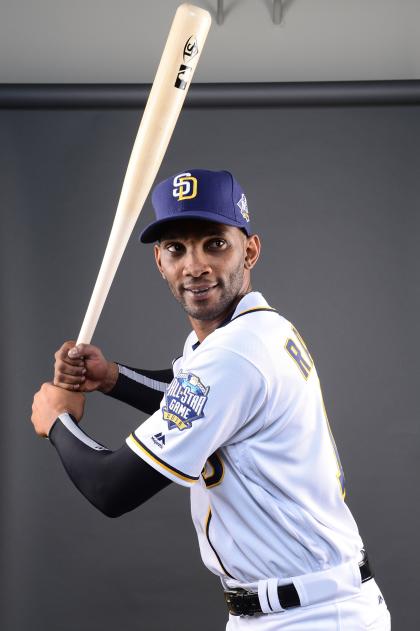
left=237, top=193, right=249, bottom=222
left=163, top=371, right=209, bottom=431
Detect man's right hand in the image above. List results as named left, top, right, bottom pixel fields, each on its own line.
left=54, top=341, right=119, bottom=393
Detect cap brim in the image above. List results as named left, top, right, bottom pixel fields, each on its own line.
left=139, top=211, right=250, bottom=243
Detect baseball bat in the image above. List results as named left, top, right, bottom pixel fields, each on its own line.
left=76, top=3, right=211, bottom=345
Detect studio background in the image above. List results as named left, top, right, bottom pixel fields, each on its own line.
left=0, top=94, right=419, bottom=630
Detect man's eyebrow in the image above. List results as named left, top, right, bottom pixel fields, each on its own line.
left=160, top=231, right=228, bottom=241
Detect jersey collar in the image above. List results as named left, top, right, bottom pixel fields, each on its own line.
left=191, top=291, right=276, bottom=350
left=229, top=291, right=274, bottom=320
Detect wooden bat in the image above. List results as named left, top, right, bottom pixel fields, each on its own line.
left=76, top=3, right=211, bottom=345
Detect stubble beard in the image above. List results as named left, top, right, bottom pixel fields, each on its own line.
left=168, top=263, right=246, bottom=322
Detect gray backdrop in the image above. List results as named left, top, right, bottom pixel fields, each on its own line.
left=0, top=100, right=419, bottom=630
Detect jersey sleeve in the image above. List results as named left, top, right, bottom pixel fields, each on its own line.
left=125, top=347, right=268, bottom=487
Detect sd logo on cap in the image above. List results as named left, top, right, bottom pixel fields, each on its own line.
left=140, top=168, right=252, bottom=243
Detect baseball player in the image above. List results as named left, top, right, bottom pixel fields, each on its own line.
left=31, top=169, right=391, bottom=629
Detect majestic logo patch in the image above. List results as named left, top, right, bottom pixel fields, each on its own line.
left=173, top=172, right=198, bottom=201
left=163, top=371, right=209, bottom=431
left=237, top=193, right=249, bottom=222
left=152, top=432, right=166, bottom=449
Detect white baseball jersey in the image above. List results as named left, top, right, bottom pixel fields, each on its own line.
left=126, top=291, right=363, bottom=586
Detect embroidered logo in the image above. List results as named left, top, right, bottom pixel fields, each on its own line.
left=173, top=172, right=198, bottom=201
left=152, top=432, right=166, bottom=449
left=163, top=371, right=209, bottom=431
left=237, top=193, right=249, bottom=222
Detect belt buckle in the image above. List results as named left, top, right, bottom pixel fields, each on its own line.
left=224, top=589, right=257, bottom=617
left=224, top=589, right=244, bottom=616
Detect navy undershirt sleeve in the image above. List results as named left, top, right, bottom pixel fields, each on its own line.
left=49, top=415, right=171, bottom=518
left=105, top=365, right=173, bottom=414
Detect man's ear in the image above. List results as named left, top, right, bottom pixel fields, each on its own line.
left=154, top=244, right=166, bottom=278
left=244, top=234, right=261, bottom=270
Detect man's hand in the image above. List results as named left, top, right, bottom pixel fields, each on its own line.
left=31, top=382, right=85, bottom=437
left=54, top=341, right=118, bottom=393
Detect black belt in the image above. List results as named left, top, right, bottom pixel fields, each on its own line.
left=224, top=552, right=374, bottom=617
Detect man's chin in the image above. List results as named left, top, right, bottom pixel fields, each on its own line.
left=181, top=294, right=230, bottom=322
left=183, top=303, right=223, bottom=321
left=174, top=282, right=243, bottom=323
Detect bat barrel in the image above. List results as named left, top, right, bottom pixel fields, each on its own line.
left=76, top=4, right=211, bottom=344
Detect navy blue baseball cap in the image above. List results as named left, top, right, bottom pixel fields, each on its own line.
left=140, top=169, right=251, bottom=243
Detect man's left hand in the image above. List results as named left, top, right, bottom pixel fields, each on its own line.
left=31, top=382, right=85, bottom=437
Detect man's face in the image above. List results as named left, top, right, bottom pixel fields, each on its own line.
left=154, top=220, right=260, bottom=323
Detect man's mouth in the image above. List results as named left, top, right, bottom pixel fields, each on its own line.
left=183, top=283, right=218, bottom=296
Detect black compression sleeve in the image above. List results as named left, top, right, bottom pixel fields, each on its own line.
left=106, top=365, right=173, bottom=414
left=49, top=414, right=171, bottom=518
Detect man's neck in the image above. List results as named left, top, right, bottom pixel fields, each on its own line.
left=189, top=289, right=252, bottom=343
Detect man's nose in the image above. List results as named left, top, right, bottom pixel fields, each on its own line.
left=182, top=249, right=211, bottom=277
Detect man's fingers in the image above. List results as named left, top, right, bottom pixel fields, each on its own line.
left=67, top=343, right=101, bottom=360
left=65, top=357, right=85, bottom=367
left=55, top=340, right=77, bottom=360
left=54, top=372, right=85, bottom=386
left=55, top=347, right=84, bottom=367
left=68, top=343, right=90, bottom=359
left=54, top=352, right=82, bottom=365
left=55, top=360, right=86, bottom=377
left=53, top=378, right=84, bottom=391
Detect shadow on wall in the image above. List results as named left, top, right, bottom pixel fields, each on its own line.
left=200, top=0, right=296, bottom=25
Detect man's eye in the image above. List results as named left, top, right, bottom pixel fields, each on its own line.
left=166, top=243, right=183, bottom=253
left=208, top=239, right=226, bottom=249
